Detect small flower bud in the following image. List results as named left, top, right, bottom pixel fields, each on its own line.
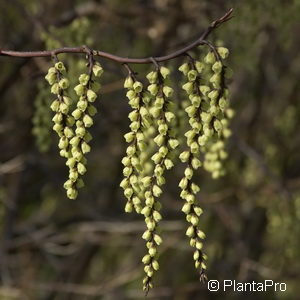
left=58, top=78, right=69, bottom=89
left=179, top=151, right=190, bottom=163
left=83, top=114, right=93, bottom=127
left=81, top=141, right=91, bottom=154
left=55, top=62, right=66, bottom=72
left=87, top=89, right=97, bottom=102
left=133, top=81, right=143, bottom=93
left=204, top=52, right=216, bottom=64
left=217, top=47, right=229, bottom=59
left=178, top=63, right=190, bottom=75
left=125, top=202, right=133, bottom=213
left=74, top=84, right=85, bottom=96
left=92, top=64, right=104, bottom=77
left=163, top=86, right=173, bottom=98
left=187, top=70, right=198, bottom=81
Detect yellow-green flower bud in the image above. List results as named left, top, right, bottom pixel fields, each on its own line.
left=83, top=114, right=93, bottom=127
left=178, top=63, right=190, bottom=75
left=77, top=162, right=87, bottom=175
left=78, top=74, right=90, bottom=86
left=67, top=188, right=78, bottom=199
left=124, top=76, right=134, bottom=89
left=58, top=137, right=68, bottom=149
left=142, top=230, right=152, bottom=241
left=142, top=254, right=151, bottom=264
left=200, top=85, right=210, bottom=96
left=69, top=170, right=79, bottom=182
left=87, top=89, right=97, bottom=102
left=160, top=66, right=170, bottom=79
left=147, top=83, right=158, bottom=96
left=184, top=167, right=193, bottom=179
left=186, top=226, right=195, bottom=237
left=191, top=158, right=202, bottom=169
left=204, top=52, right=216, bottom=64
left=58, top=103, right=68, bottom=115
left=212, top=61, right=222, bottom=74
left=195, top=61, right=205, bottom=73
left=124, top=132, right=135, bottom=143
left=146, top=71, right=158, bottom=83
left=190, top=141, right=199, bottom=154
left=213, top=119, right=222, bottom=132
left=190, top=215, right=199, bottom=226
left=179, top=151, right=190, bottom=162
left=81, top=141, right=91, bottom=154
left=58, top=78, right=69, bottom=89
left=45, top=72, right=56, bottom=85
left=77, top=100, right=88, bottom=111
left=217, top=47, right=229, bottom=59
left=133, top=81, right=143, bottom=93
left=74, top=84, right=85, bottom=96
left=92, top=64, right=104, bottom=77
left=72, top=109, right=82, bottom=120
left=153, top=234, right=162, bottom=245
left=125, top=202, right=133, bottom=213
left=187, top=70, right=198, bottom=81
left=55, top=62, right=66, bottom=72
left=50, top=100, right=60, bottom=112
left=149, top=247, right=157, bottom=257
left=141, top=176, right=152, bottom=187
left=164, top=159, right=174, bottom=170
left=163, top=86, right=173, bottom=98
left=153, top=210, right=162, bottom=222
left=152, top=260, right=159, bottom=271
left=50, top=83, right=59, bottom=95
left=182, top=202, right=191, bottom=214
left=152, top=185, right=162, bottom=197
left=182, top=82, right=194, bottom=94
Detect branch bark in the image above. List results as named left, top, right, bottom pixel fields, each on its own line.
left=0, top=9, right=233, bottom=64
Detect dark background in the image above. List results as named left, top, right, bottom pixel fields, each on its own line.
left=0, top=0, right=299, bottom=299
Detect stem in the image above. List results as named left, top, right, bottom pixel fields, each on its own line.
left=0, top=9, right=233, bottom=63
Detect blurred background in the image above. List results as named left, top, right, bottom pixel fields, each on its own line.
left=0, top=0, right=300, bottom=299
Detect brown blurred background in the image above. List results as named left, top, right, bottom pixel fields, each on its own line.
left=0, top=0, right=300, bottom=299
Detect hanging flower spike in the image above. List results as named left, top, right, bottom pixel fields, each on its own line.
left=45, top=59, right=75, bottom=165
left=140, top=63, right=179, bottom=294
left=178, top=55, right=209, bottom=281
left=65, top=54, right=103, bottom=199
left=120, top=67, right=152, bottom=214
left=202, top=46, right=232, bottom=179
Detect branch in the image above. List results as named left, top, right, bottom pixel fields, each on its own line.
left=0, top=9, right=233, bottom=64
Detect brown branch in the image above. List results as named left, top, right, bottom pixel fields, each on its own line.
left=0, top=9, right=233, bottom=64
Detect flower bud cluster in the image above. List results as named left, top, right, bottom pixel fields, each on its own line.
left=139, top=66, right=179, bottom=292
left=64, top=61, right=103, bottom=199
left=202, top=47, right=233, bottom=179
left=178, top=59, right=208, bottom=276
left=45, top=61, right=74, bottom=159
left=120, top=75, right=152, bottom=214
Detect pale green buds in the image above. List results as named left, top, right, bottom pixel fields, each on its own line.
left=187, top=70, right=198, bottom=81
left=55, top=62, right=66, bottom=72
left=152, top=185, right=162, bottom=197
left=147, top=84, right=158, bottom=95
left=133, top=81, right=143, bottom=93
left=146, top=71, right=158, bottom=83
left=92, top=63, right=104, bottom=77
left=179, top=151, right=190, bottom=163
left=217, top=47, right=229, bottom=59
left=160, top=66, right=170, bottom=79
left=204, top=51, right=216, bottom=64
left=195, top=61, right=204, bottom=73
left=182, top=82, right=194, bottom=94
left=79, top=74, right=90, bottom=86
left=178, top=63, right=190, bottom=75
left=74, top=84, right=85, bottom=96
left=212, top=61, right=222, bottom=74
left=87, top=89, right=97, bottom=102
left=58, top=78, right=69, bottom=89
left=83, top=114, right=93, bottom=127
left=163, top=86, right=173, bottom=98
